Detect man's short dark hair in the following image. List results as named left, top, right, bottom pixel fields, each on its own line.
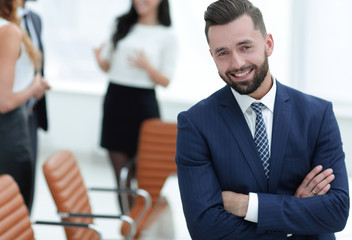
left=204, top=0, right=267, bottom=42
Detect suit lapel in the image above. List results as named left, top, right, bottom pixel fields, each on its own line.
left=29, top=13, right=41, bottom=46
left=218, top=87, right=268, bottom=192
left=268, top=82, right=292, bottom=193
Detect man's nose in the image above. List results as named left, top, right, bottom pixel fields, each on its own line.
left=231, top=52, right=246, bottom=70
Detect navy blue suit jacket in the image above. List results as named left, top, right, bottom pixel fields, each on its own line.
left=176, top=81, right=349, bottom=240
left=26, top=10, right=48, bottom=131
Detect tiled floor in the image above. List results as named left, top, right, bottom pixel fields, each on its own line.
left=30, top=148, right=352, bottom=240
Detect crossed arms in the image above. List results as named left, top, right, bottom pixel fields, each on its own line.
left=222, top=165, right=335, bottom=218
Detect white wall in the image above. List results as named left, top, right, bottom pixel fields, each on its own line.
left=335, top=116, right=352, bottom=175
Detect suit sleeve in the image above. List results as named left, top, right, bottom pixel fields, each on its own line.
left=176, top=112, right=273, bottom=240
left=257, top=102, right=349, bottom=234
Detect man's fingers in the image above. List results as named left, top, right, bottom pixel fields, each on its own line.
left=301, top=165, right=323, bottom=187
left=317, top=184, right=331, bottom=196
left=313, top=174, right=335, bottom=195
left=295, top=166, right=335, bottom=198
left=308, top=168, right=333, bottom=190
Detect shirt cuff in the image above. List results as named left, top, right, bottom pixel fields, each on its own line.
left=244, top=192, right=258, bottom=223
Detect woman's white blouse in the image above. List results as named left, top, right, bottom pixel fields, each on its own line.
left=101, top=23, right=178, bottom=89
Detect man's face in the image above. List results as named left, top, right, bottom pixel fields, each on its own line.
left=208, top=14, right=274, bottom=96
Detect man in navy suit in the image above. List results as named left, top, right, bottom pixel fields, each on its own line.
left=175, top=0, right=349, bottom=239
left=19, top=0, right=48, bottom=214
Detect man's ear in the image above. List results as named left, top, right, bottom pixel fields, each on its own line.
left=209, top=49, right=213, bottom=57
left=265, top=33, right=274, bottom=57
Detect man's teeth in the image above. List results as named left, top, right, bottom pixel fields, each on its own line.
left=235, top=70, right=250, bottom=77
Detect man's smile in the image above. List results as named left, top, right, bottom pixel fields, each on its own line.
left=229, top=68, right=254, bottom=80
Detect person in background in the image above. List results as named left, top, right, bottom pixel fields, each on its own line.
left=0, top=0, right=50, bottom=213
left=94, top=0, right=178, bottom=212
left=17, top=0, right=48, bottom=214
left=175, top=0, right=349, bottom=239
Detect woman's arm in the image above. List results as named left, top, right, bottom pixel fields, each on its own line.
left=128, top=51, right=170, bottom=87
left=0, top=24, right=49, bottom=114
left=94, top=45, right=110, bottom=72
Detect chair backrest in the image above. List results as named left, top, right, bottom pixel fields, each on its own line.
left=0, top=174, right=34, bottom=240
left=122, top=118, right=178, bottom=237
left=42, top=150, right=99, bottom=240
left=137, top=119, right=178, bottom=204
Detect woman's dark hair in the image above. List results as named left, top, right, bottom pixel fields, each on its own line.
left=112, top=0, right=171, bottom=48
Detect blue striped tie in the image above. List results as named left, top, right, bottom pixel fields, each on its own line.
left=251, top=102, right=270, bottom=179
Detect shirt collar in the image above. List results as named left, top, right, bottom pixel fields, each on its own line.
left=231, top=76, right=277, bottom=114
left=17, top=7, right=29, bottom=18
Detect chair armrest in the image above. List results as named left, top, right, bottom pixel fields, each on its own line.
left=88, top=187, right=152, bottom=225
left=58, top=212, right=136, bottom=240
left=33, top=220, right=102, bottom=240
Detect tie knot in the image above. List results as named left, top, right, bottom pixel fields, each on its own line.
left=251, top=102, right=263, bottom=115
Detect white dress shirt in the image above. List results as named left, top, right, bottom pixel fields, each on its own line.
left=230, top=77, right=277, bottom=223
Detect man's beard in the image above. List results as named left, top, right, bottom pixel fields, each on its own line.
left=219, top=54, right=269, bottom=95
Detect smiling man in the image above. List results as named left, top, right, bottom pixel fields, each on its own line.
left=175, top=0, right=349, bottom=239
left=209, top=14, right=272, bottom=99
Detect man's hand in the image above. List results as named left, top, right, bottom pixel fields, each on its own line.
left=222, top=191, right=249, bottom=217
left=294, top=165, right=335, bottom=198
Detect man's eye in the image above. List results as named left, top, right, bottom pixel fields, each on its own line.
left=218, top=52, right=227, bottom=56
left=243, top=46, right=251, bottom=50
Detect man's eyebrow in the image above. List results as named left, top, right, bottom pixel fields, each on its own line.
left=237, top=39, right=253, bottom=46
left=214, top=47, right=228, bottom=54
left=214, top=40, right=254, bottom=53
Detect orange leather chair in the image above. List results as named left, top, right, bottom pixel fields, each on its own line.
left=42, top=150, right=137, bottom=240
left=0, top=174, right=36, bottom=240
left=120, top=118, right=178, bottom=238
left=0, top=174, right=101, bottom=240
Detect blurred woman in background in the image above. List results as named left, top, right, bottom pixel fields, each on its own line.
left=0, top=0, right=49, bottom=212
left=94, top=0, right=178, bottom=212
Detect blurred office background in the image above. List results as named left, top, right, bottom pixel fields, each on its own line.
left=25, top=0, right=352, bottom=239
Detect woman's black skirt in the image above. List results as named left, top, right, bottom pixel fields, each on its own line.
left=100, top=82, right=160, bottom=156
left=0, top=105, right=33, bottom=208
